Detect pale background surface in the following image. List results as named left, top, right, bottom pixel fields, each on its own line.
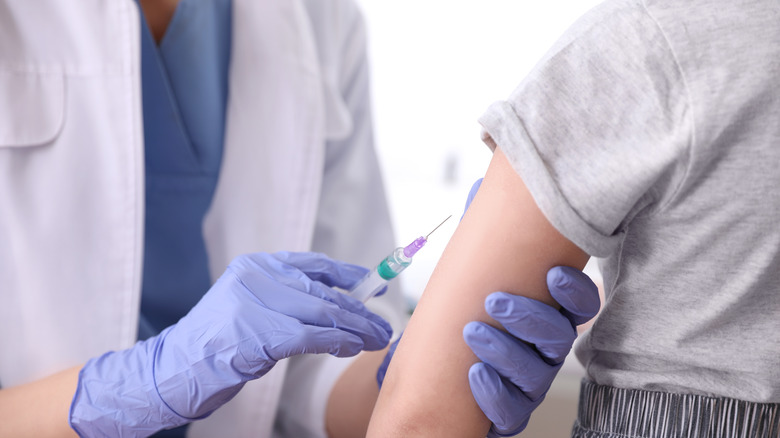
left=355, top=1, right=604, bottom=435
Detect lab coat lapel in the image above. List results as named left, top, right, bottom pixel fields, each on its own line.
left=194, top=1, right=325, bottom=436
left=203, top=0, right=326, bottom=279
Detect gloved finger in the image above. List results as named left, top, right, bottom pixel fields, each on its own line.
left=305, top=280, right=393, bottom=349
left=547, top=266, right=601, bottom=326
left=485, top=292, right=577, bottom=364
left=227, top=270, right=392, bottom=351
left=469, top=362, right=535, bottom=437
left=265, top=253, right=392, bottom=335
left=461, top=178, right=484, bottom=220
left=376, top=336, right=401, bottom=388
left=260, top=323, right=368, bottom=360
left=227, top=255, right=393, bottom=347
left=229, top=252, right=325, bottom=294
left=270, top=251, right=369, bottom=290
left=464, top=321, right=560, bottom=400
left=372, top=285, right=389, bottom=297
left=240, top=253, right=381, bottom=322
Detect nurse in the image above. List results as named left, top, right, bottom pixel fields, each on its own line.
left=0, top=0, right=599, bottom=437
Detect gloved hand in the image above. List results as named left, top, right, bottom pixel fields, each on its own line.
left=465, top=267, right=600, bottom=437
left=460, top=178, right=601, bottom=437
left=375, top=269, right=598, bottom=399
left=70, top=252, right=392, bottom=437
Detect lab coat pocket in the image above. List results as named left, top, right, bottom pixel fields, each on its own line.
left=0, top=70, right=65, bottom=148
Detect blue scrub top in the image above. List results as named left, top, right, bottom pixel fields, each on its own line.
left=137, top=0, right=231, bottom=435
left=138, top=0, right=232, bottom=340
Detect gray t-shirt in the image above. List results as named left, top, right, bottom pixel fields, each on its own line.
left=479, top=0, right=780, bottom=402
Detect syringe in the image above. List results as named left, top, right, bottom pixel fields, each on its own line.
left=349, top=215, right=452, bottom=302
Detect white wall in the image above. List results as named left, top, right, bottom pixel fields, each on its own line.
left=357, top=0, right=604, bottom=305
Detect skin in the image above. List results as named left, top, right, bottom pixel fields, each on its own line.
left=138, top=0, right=180, bottom=43
left=0, top=367, right=81, bottom=437
left=326, top=347, right=390, bottom=438
left=365, top=148, right=589, bottom=437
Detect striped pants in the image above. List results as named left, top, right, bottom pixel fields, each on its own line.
left=572, top=380, right=780, bottom=438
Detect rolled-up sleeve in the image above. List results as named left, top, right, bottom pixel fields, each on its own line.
left=479, top=0, right=691, bottom=257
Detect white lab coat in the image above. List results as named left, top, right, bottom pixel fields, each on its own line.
left=0, top=0, right=406, bottom=436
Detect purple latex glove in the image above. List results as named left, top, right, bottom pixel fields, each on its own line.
left=465, top=267, right=600, bottom=437
left=376, top=268, right=599, bottom=395
left=70, top=252, right=392, bottom=437
left=460, top=178, right=601, bottom=437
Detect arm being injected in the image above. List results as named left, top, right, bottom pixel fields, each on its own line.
left=349, top=215, right=452, bottom=302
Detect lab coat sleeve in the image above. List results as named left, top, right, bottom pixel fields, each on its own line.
left=275, top=1, right=408, bottom=437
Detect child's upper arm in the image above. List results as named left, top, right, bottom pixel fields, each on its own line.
left=366, top=147, right=589, bottom=437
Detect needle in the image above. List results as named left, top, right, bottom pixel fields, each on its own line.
left=425, top=215, right=452, bottom=239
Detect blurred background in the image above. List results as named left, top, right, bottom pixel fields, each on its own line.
left=355, top=1, right=604, bottom=435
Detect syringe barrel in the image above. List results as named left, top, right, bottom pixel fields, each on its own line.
left=349, top=247, right=412, bottom=302
left=349, top=268, right=389, bottom=302
left=379, top=247, right=412, bottom=279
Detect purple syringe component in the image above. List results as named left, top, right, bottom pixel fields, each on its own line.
left=403, top=236, right=428, bottom=258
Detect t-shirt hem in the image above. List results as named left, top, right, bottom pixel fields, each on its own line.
left=478, top=101, right=620, bottom=258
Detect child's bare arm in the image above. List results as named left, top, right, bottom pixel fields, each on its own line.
left=366, top=147, right=589, bottom=437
